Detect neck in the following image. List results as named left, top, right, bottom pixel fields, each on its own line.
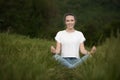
left=66, top=28, right=75, bottom=32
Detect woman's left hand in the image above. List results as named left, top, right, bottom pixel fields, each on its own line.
left=90, top=46, right=96, bottom=54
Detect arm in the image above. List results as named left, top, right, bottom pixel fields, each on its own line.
left=79, top=43, right=88, bottom=55
left=51, top=42, right=61, bottom=54
left=80, top=43, right=96, bottom=55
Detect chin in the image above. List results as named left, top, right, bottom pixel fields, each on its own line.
left=68, top=26, right=74, bottom=29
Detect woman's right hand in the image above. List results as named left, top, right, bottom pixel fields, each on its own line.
left=51, top=46, right=56, bottom=54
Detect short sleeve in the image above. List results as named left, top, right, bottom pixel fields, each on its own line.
left=79, top=32, right=86, bottom=43
left=55, top=31, right=61, bottom=43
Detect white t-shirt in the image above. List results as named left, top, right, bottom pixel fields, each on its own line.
left=55, top=30, right=86, bottom=58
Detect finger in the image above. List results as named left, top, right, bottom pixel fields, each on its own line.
left=92, top=46, right=96, bottom=50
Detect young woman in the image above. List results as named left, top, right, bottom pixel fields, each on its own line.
left=51, top=13, right=96, bottom=69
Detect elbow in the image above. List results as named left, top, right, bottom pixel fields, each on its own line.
left=80, top=51, right=84, bottom=54
left=80, top=49, right=87, bottom=54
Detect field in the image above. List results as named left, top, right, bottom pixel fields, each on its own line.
left=0, top=33, right=120, bottom=80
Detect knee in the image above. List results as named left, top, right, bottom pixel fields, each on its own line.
left=53, top=54, right=61, bottom=60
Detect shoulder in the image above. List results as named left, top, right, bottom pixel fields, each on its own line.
left=55, top=30, right=65, bottom=41
left=75, top=30, right=84, bottom=35
left=75, top=30, right=86, bottom=42
left=56, top=30, right=65, bottom=34
left=75, top=30, right=85, bottom=38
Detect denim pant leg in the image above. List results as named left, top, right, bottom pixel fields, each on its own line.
left=72, top=54, right=90, bottom=68
left=53, top=54, right=73, bottom=68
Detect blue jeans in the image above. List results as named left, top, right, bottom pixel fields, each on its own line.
left=53, top=54, right=90, bottom=69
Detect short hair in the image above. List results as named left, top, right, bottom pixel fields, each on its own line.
left=63, top=13, right=76, bottom=21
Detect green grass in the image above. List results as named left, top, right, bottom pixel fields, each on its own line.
left=0, top=33, right=120, bottom=80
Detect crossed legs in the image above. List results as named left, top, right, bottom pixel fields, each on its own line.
left=53, top=54, right=90, bottom=69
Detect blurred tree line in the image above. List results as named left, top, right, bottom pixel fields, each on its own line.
left=0, top=0, right=120, bottom=45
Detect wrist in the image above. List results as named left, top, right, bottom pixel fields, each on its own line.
left=87, top=51, right=91, bottom=54
left=55, top=51, right=60, bottom=54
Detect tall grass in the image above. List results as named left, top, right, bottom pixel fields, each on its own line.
left=0, top=33, right=120, bottom=80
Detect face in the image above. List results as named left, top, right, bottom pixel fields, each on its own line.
left=65, top=15, right=75, bottom=29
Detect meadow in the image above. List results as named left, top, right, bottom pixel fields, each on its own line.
left=0, top=33, right=120, bottom=80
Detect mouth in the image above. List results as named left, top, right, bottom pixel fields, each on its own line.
left=67, top=24, right=74, bottom=27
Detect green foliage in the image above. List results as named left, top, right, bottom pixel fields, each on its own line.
left=56, top=0, right=120, bottom=44
left=0, top=0, right=59, bottom=37
left=0, top=33, right=120, bottom=80
left=0, top=0, right=120, bottom=44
